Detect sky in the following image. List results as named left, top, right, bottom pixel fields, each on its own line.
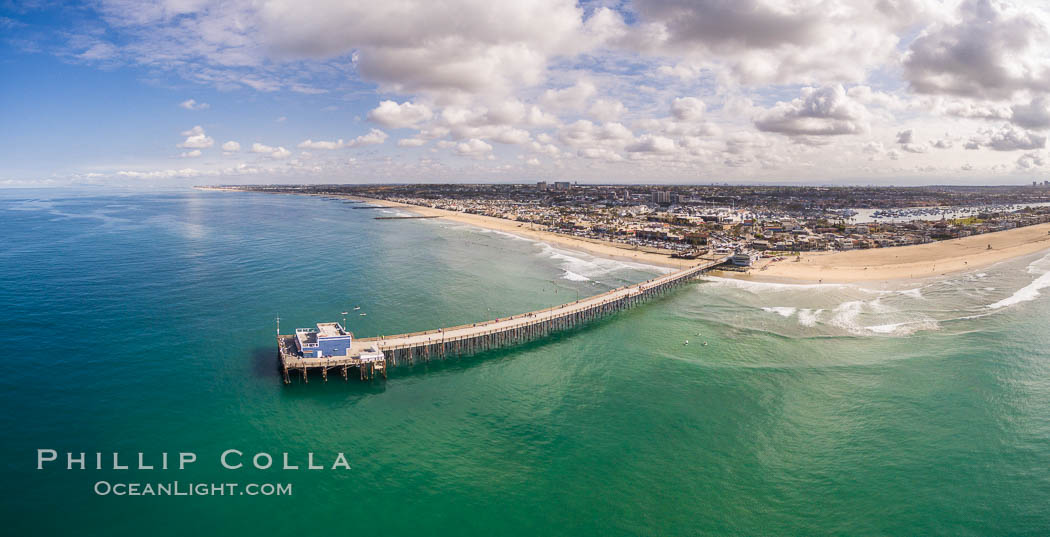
left=2, top=0, right=1050, bottom=187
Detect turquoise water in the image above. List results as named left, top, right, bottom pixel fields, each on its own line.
left=2, top=189, right=1050, bottom=535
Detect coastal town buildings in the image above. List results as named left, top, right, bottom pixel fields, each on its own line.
left=226, top=183, right=1050, bottom=261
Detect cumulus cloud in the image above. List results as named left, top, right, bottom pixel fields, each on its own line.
left=297, top=129, right=388, bottom=149
left=492, top=128, right=531, bottom=145
left=968, top=124, right=1047, bottom=151
left=589, top=99, right=626, bottom=121
left=670, top=97, right=705, bottom=121
left=453, top=138, right=493, bottom=157
left=1010, top=96, right=1050, bottom=129
left=559, top=120, right=634, bottom=149
left=41, top=0, right=1050, bottom=183
left=252, top=0, right=613, bottom=100
left=251, top=142, right=292, bottom=158
left=349, top=128, right=388, bottom=147
left=1016, top=152, right=1045, bottom=169
left=755, top=85, right=868, bottom=137
left=578, top=147, right=624, bottom=161
left=179, top=98, right=210, bottom=110
left=628, top=0, right=914, bottom=84
left=542, top=80, right=597, bottom=109
left=367, top=101, right=433, bottom=128
left=896, top=129, right=927, bottom=153
left=626, top=134, right=676, bottom=154
left=931, top=136, right=954, bottom=149
left=904, top=0, right=1050, bottom=99
left=179, top=149, right=202, bottom=158
left=298, top=139, right=343, bottom=150
left=940, top=100, right=1013, bottom=122
left=177, top=125, right=214, bottom=149
left=397, top=138, right=427, bottom=147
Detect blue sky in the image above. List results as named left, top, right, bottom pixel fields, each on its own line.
left=3, top=0, right=1050, bottom=187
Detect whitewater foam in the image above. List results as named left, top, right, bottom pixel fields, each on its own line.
left=797, top=308, right=822, bottom=327
left=563, top=270, right=590, bottom=282
left=539, top=243, right=670, bottom=280
left=898, top=287, right=924, bottom=299
left=986, top=253, right=1050, bottom=310
left=987, top=271, right=1050, bottom=309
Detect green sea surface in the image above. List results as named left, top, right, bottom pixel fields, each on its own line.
left=2, top=189, right=1050, bottom=536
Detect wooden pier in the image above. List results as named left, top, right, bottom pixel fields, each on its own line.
left=278, top=255, right=729, bottom=383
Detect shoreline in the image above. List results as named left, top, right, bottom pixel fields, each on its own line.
left=339, top=194, right=1050, bottom=284
left=731, top=222, right=1050, bottom=284
left=210, top=188, right=1050, bottom=284
left=336, top=194, right=701, bottom=270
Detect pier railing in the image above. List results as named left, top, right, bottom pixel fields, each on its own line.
left=366, top=256, right=727, bottom=366
left=278, top=255, right=728, bottom=382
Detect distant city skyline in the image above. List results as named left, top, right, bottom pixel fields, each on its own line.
left=3, top=0, right=1050, bottom=187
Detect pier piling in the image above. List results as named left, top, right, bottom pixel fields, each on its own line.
left=277, top=256, right=728, bottom=383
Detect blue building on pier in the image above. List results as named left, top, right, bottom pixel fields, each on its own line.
left=294, top=322, right=352, bottom=358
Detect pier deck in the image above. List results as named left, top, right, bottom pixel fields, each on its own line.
left=278, top=255, right=729, bottom=383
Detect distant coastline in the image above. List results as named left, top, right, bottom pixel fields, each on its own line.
left=330, top=194, right=700, bottom=270
left=200, top=187, right=1050, bottom=284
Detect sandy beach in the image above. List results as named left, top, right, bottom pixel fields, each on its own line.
left=341, top=195, right=1050, bottom=283
left=255, top=191, right=1050, bottom=283
left=341, top=195, right=702, bottom=269
left=732, top=223, right=1050, bottom=283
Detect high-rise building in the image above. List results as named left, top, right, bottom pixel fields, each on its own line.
left=652, top=191, right=671, bottom=204
left=553, top=181, right=571, bottom=191
left=537, top=181, right=548, bottom=191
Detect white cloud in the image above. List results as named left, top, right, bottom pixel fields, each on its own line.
left=221, top=140, right=241, bottom=152
left=1011, top=96, right=1050, bottom=129
left=578, top=147, right=624, bottom=161
left=251, top=142, right=292, bottom=158
left=626, top=134, right=676, bottom=154
left=348, top=128, right=388, bottom=147
left=492, top=128, right=531, bottom=145
left=453, top=138, right=493, bottom=157
left=904, top=0, right=1050, bottom=99
left=1017, top=152, right=1046, bottom=169
left=627, top=0, right=915, bottom=85
left=588, top=99, right=626, bottom=121
left=896, top=129, right=927, bottom=153
left=968, top=124, right=1047, bottom=151
left=755, top=85, right=869, bottom=137
left=298, top=139, right=344, bottom=150
left=670, top=97, right=705, bottom=121
left=178, top=125, right=214, bottom=149
left=179, top=98, right=210, bottom=110
left=37, top=0, right=1050, bottom=184
left=179, top=149, right=202, bottom=158
left=398, top=138, right=427, bottom=147
left=368, top=101, right=434, bottom=128
left=542, top=80, right=598, bottom=110
left=296, top=129, right=388, bottom=150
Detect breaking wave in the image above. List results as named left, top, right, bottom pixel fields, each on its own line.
left=987, top=253, right=1050, bottom=310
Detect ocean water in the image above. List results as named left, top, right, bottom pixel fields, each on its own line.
left=2, top=189, right=1050, bottom=536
